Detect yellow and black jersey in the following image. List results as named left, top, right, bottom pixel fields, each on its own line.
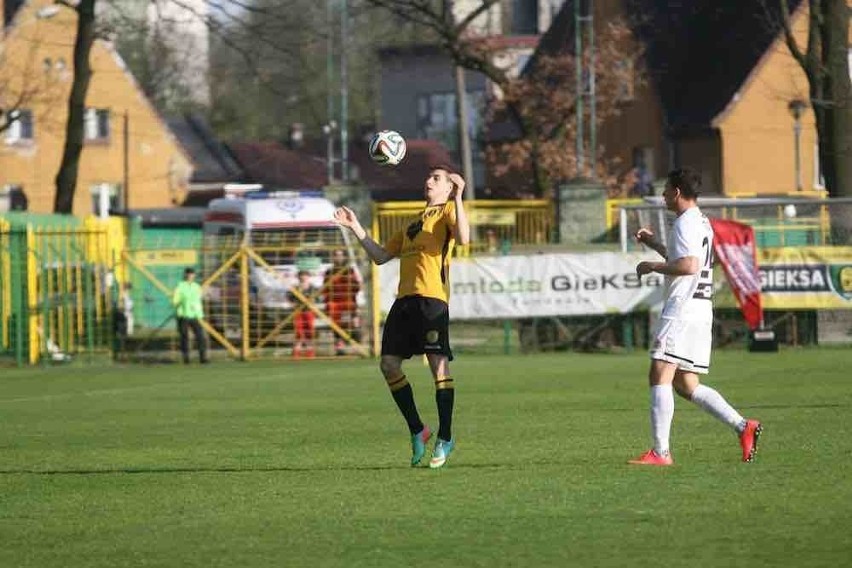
left=385, top=201, right=457, bottom=303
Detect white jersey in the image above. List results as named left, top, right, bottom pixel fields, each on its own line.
left=662, top=206, right=714, bottom=320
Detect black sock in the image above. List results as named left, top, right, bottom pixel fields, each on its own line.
left=390, top=382, right=424, bottom=435
left=436, top=388, right=455, bottom=441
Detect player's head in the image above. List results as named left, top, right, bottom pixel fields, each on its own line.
left=183, top=267, right=196, bottom=282
left=332, top=248, right=346, bottom=267
left=424, top=164, right=459, bottom=204
left=663, top=168, right=702, bottom=211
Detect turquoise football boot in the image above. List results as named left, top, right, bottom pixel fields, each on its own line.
left=411, top=425, right=432, bottom=466
left=429, top=438, right=455, bottom=469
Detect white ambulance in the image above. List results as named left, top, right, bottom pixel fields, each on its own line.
left=202, top=185, right=363, bottom=311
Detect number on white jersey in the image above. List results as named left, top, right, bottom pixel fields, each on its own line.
left=693, top=236, right=714, bottom=300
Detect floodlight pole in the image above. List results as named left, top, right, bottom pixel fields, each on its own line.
left=574, top=0, right=584, bottom=176
left=588, top=0, right=596, bottom=174
left=327, top=0, right=335, bottom=183
left=340, top=0, right=350, bottom=183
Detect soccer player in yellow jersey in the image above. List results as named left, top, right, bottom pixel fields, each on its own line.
left=334, top=165, right=470, bottom=468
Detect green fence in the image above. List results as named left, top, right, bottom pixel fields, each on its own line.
left=0, top=214, right=116, bottom=366
left=126, top=220, right=204, bottom=330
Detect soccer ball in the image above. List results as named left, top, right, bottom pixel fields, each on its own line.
left=368, top=130, right=407, bottom=166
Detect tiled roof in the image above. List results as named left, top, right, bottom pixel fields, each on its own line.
left=166, top=113, right=245, bottom=183
left=223, top=138, right=457, bottom=202
left=532, top=0, right=805, bottom=130
left=352, top=139, right=458, bottom=201
left=227, top=141, right=329, bottom=189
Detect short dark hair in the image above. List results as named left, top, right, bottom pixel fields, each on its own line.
left=667, top=168, right=702, bottom=199
left=184, top=267, right=196, bottom=277
left=429, top=163, right=460, bottom=177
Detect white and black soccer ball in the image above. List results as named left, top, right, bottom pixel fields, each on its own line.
left=368, top=130, right=407, bottom=166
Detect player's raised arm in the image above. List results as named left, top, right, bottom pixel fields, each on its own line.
left=448, top=173, right=471, bottom=245
left=333, top=206, right=396, bottom=265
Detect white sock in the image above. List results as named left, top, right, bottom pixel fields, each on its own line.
left=691, top=384, right=745, bottom=432
left=650, top=385, right=674, bottom=456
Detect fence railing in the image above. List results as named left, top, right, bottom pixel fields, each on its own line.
left=0, top=221, right=116, bottom=365
left=615, top=197, right=852, bottom=252
left=373, top=199, right=554, bottom=255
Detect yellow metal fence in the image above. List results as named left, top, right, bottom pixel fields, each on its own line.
left=373, top=200, right=554, bottom=255
left=120, top=233, right=372, bottom=362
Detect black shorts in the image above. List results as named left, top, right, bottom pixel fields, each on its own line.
left=381, top=295, right=453, bottom=361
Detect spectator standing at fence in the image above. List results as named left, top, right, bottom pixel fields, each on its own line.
left=333, top=165, right=470, bottom=469
left=289, top=270, right=319, bottom=358
left=629, top=168, right=761, bottom=466
left=120, top=282, right=134, bottom=336
left=323, top=248, right=362, bottom=355
left=173, top=267, right=208, bottom=364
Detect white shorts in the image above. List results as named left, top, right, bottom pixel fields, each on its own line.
left=650, top=317, right=712, bottom=374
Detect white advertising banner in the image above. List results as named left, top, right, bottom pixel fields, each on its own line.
left=378, top=252, right=665, bottom=320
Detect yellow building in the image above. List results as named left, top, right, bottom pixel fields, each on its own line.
left=536, top=0, right=850, bottom=196
left=0, top=0, right=192, bottom=215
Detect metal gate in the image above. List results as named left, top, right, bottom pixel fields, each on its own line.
left=121, top=233, right=372, bottom=361
left=0, top=221, right=115, bottom=365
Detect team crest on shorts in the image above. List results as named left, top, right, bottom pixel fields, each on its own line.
left=425, top=330, right=440, bottom=344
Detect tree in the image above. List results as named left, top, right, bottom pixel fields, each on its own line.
left=364, top=1, right=639, bottom=197
left=486, top=21, right=639, bottom=197
left=53, top=0, right=96, bottom=214
left=101, top=2, right=203, bottom=113
left=778, top=0, right=852, bottom=198
left=206, top=0, right=409, bottom=143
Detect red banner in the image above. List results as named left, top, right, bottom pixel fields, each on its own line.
left=710, top=219, right=763, bottom=330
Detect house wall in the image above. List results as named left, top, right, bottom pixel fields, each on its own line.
left=677, top=133, right=722, bottom=195
left=379, top=48, right=490, bottom=187
left=0, top=0, right=192, bottom=215
left=592, top=0, right=669, bottom=189
left=713, top=7, right=828, bottom=195
left=597, top=79, right=670, bottom=188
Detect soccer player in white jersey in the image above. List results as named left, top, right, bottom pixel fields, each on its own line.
left=629, top=168, right=761, bottom=466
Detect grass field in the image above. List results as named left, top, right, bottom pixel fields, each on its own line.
left=1, top=349, right=851, bottom=567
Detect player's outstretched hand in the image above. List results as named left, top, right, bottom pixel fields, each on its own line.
left=635, top=227, right=655, bottom=245
left=334, top=206, right=360, bottom=229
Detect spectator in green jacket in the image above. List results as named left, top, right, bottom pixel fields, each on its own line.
left=173, top=267, right=208, bottom=364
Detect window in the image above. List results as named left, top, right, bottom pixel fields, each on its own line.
left=416, top=90, right=486, bottom=188
left=508, top=0, right=539, bottom=35
left=0, top=185, right=28, bottom=212
left=84, top=108, right=110, bottom=141
left=813, top=143, right=826, bottom=190
left=4, top=109, right=34, bottom=143
left=415, top=91, right=485, bottom=154
left=90, top=183, right=122, bottom=215
left=515, top=53, right=532, bottom=76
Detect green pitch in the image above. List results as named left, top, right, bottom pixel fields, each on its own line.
left=1, top=349, right=851, bottom=567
